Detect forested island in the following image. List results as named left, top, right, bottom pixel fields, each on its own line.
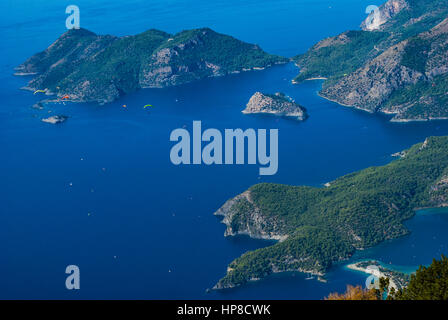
left=294, top=0, right=448, bottom=122
left=15, top=28, right=287, bottom=104
left=214, top=136, right=448, bottom=289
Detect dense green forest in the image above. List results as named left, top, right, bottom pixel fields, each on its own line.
left=395, top=255, right=448, bottom=300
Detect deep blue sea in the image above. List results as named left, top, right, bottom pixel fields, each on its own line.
left=1, top=0, right=448, bottom=299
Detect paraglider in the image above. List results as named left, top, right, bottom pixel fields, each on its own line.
left=56, top=95, right=70, bottom=104
left=143, top=104, right=154, bottom=109
left=33, top=89, right=47, bottom=94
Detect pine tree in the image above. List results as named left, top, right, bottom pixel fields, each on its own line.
left=394, top=255, right=448, bottom=300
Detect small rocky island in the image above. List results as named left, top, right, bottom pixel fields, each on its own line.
left=41, top=115, right=68, bottom=124
left=243, top=92, right=308, bottom=121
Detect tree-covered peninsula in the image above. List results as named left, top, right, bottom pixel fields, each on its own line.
left=15, top=28, right=287, bottom=104
left=214, top=136, right=448, bottom=289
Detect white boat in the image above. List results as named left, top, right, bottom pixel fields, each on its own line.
left=305, top=274, right=314, bottom=280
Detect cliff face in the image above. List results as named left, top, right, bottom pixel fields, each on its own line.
left=16, top=28, right=287, bottom=104
left=294, top=0, right=448, bottom=122
left=242, top=92, right=308, bottom=120
left=214, top=191, right=288, bottom=241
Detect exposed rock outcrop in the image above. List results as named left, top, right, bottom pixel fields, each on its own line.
left=242, top=92, right=308, bottom=121
left=361, top=0, right=409, bottom=31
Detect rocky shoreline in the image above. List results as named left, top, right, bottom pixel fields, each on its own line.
left=41, top=115, right=68, bottom=124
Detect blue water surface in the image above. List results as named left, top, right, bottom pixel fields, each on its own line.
left=1, top=0, right=448, bottom=299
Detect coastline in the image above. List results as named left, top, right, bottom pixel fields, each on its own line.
left=316, top=91, right=448, bottom=123
left=291, top=76, right=327, bottom=84
left=414, top=205, right=448, bottom=213
left=213, top=151, right=448, bottom=290
left=391, top=116, right=448, bottom=123
left=241, top=109, right=307, bottom=121
left=305, top=77, right=327, bottom=81
left=15, top=62, right=289, bottom=105
left=213, top=268, right=327, bottom=290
